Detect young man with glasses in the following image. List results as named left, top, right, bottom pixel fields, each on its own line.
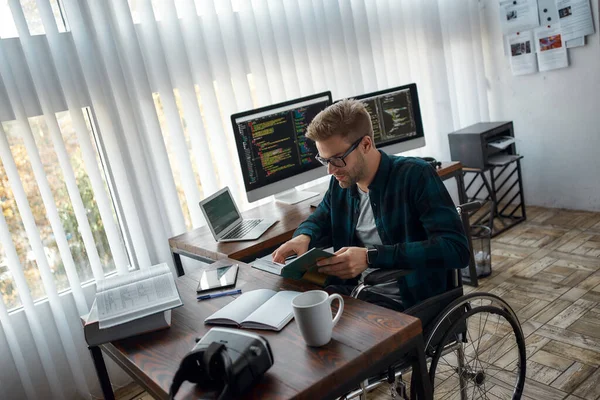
left=272, top=99, right=469, bottom=310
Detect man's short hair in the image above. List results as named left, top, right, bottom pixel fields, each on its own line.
left=306, top=98, right=374, bottom=144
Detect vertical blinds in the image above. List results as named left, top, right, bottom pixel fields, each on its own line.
left=0, top=1, right=489, bottom=397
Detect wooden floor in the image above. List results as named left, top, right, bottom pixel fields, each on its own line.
left=116, top=206, right=600, bottom=400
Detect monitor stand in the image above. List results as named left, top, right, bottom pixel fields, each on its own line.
left=274, top=188, right=319, bottom=205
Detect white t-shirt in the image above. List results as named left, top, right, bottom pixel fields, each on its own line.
left=356, top=187, right=382, bottom=281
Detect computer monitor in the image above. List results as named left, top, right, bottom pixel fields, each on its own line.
left=353, top=83, right=426, bottom=154
left=231, top=92, right=332, bottom=204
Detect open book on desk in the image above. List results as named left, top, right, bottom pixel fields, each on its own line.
left=250, top=248, right=335, bottom=287
left=82, top=299, right=172, bottom=346
left=205, top=289, right=300, bottom=331
left=95, top=263, right=183, bottom=329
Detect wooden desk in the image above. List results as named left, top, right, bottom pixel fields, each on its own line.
left=94, top=260, right=432, bottom=400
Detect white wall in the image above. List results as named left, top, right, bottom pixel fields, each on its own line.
left=480, top=0, right=600, bottom=211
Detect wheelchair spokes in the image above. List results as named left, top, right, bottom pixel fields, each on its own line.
left=341, top=293, right=526, bottom=400
left=429, top=303, right=526, bottom=400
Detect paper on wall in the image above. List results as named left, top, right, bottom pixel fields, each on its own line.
left=565, top=36, right=586, bottom=47
left=555, top=0, right=595, bottom=41
left=506, top=31, right=538, bottom=75
left=534, top=24, right=569, bottom=71
left=537, top=0, right=561, bottom=25
left=499, top=0, right=540, bottom=34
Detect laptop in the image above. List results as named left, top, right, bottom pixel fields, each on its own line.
left=199, top=187, right=277, bottom=242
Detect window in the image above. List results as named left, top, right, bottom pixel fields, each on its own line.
left=0, top=1, right=18, bottom=38
left=0, top=0, right=68, bottom=38
left=0, top=109, right=124, bottom=311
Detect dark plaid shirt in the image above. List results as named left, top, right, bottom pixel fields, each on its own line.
left=293, top=151, right=470, bottom=308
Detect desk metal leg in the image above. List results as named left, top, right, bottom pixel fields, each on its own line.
left=171, top=250, right=216, bottom=276
left=456, top=172, right=479, bottom=287
left=89, top=346, right=115, bottom=400
left=411, top=336, right=433, bottom=400
left=456, top=172, right=468, bottom=205
left=172, top=251, right=185, bottom=277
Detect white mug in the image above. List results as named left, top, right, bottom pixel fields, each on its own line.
left=292, top=290, right=344, bottom=347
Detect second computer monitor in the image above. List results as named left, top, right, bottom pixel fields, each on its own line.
left=231, top=92, right=332, bottom=204
left=354, top=83, right=426, bottom=154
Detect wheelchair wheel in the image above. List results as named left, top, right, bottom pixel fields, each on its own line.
left=425, top=294, right=526, bottom=399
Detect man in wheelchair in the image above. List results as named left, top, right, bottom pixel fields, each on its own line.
left=273, top=100, right=526, bottom=399
left=273, top=98, right=470, bottom=311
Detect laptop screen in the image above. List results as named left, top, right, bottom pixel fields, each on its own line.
left=202, top=190, right=240, bottom=235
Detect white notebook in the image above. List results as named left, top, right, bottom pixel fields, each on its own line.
left=204, top=289, right=300, bottom=331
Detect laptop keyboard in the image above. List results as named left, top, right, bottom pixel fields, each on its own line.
left=223, top=219, right=263, bottom=239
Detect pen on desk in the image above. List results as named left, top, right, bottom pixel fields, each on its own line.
left=197, top=289, right=242, bottom=301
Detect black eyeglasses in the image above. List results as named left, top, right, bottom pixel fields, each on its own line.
left=316, top=136, right=364, bottom=168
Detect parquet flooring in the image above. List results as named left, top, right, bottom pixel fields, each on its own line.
left=117, top=206, right=600, bottom=400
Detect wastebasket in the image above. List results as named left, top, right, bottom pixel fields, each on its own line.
left=470, top=225, right=492, bottom=277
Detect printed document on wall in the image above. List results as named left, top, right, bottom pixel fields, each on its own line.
left=507, top=31, right=537, bottom=75
left=499, top=0, right=540, bottom=34
left=537, top=0, right=560, bottom=24
left=555, top=0, right=595, bottom=41
left=534, top=25, right=569, bottom=71
left=565, top=36, right=585, bottom=47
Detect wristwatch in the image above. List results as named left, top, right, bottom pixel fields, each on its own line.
left=366, top=245, right=378, bottom=266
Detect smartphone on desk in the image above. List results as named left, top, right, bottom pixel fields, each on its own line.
left=196, top=264, right=239, bottom=294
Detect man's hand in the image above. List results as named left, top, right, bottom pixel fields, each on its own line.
left=272, top=235, right=311, bottom=264
left=317, top=247, right=368, bottom=279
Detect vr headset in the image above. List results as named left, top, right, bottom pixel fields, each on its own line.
left=169, top=327, right=274, bottom=400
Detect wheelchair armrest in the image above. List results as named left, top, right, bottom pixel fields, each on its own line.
left=457, top=201, right=482, bottom=214
left=363, top=269, right=412, bottom=286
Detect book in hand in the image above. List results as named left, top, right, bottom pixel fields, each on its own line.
left=82, top=299, right=172, bottom=346
left=204, top=289, right=300, bottom=331
left=251, top=248, right=335, bottom=287
left=95, top=263, right=183, bottom=329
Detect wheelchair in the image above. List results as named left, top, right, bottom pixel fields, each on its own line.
left=342, top=202, right=527, bottom=400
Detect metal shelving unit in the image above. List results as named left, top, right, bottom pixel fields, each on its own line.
left=463, top=156, right=526, bottom=238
